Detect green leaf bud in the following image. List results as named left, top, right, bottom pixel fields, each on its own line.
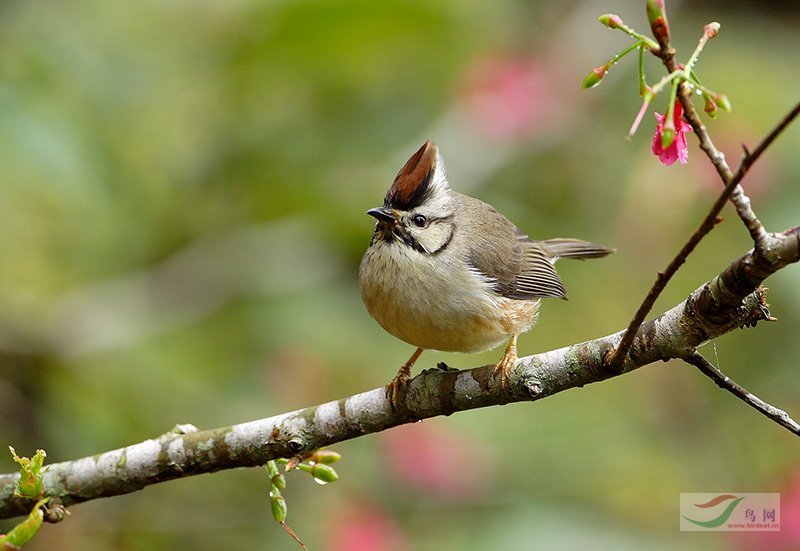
left=10, top=447, right=46, bottom=500
left=270, top=489, right=287, bottom=523
left=0, top=498, right=48, bottom=548
left=311, top=464, right=338, bottom=483
left=306, top=450, right=342, bottom=465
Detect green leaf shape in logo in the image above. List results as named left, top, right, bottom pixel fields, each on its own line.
left=683, top=496, right=746, bottom=528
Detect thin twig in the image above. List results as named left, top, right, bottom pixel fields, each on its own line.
left=605, top=20, right=800, bottom=372
left=683, top=350, right=800, bottom=436
left=605, top=208, right=720, bottom=372
left=280, top=521, right=308, bottom=551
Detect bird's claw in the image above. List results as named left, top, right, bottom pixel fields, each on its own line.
left=385, top=371, right=411, bottom=411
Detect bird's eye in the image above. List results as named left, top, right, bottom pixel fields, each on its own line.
left=411, top=214, right=428, bottom=228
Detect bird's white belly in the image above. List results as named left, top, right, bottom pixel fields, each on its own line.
left=360, top=241, right=539, bottom=353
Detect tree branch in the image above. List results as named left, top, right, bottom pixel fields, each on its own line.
left=2, top=229, right=798, bottom=520
left=682, top=351, right=800, bottom=436
left=736, top=101, right=800, bottom=178
left=605, top=19, right=800, bottom=372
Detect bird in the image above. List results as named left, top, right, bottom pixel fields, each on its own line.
left=359, top=140, right=613, bottom=406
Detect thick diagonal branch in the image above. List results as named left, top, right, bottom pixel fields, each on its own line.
left=1, top=227, right=798, bottom=520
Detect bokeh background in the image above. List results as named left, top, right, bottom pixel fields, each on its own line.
left=1, top=0, right=799, bottom=549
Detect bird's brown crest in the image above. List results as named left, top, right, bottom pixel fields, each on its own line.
left=384, top=140, right=438, bottom=211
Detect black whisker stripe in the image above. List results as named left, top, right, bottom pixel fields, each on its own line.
left=389, top=216, right=454, bottom=256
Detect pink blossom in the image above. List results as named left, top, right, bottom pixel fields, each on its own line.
left=461, top=56, right=565, bottom=141
left=327, top=500, right=408, bottom=551
left=652, top=101, right=693, bottom=166
left=380, top=422, right=492, bottom=500
left=733, top=471, right=800, bottom=550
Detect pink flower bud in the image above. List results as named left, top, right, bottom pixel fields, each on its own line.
left=581, top=63, right=610, bottom=89
left=598, top=14, right=624, bottom=29
left=704, top=22, right=720, bottom=39
left=646, top=0, right=670, bottom=44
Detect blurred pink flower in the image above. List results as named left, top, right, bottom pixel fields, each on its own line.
left=651, top=101, right=692, bottom=166
left=734, top=471, right=800, bottom=550
left=380, top=422, right=491, bottom=500
left=328, top=500, right=408, bottom=551
left=461, top=56, right=567, bottom=141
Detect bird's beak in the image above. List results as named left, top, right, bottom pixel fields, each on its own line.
left=367, top=207, right=396, bottom=224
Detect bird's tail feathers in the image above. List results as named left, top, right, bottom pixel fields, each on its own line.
left=540, top=238, right=615, bottom=262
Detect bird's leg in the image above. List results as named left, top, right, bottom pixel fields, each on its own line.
left=493, top=335, right=518, bottom=387
left=386, top=347, right=423, bottom=407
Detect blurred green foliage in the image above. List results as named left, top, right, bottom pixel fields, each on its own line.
left=0, top=1, right=798, bottom=549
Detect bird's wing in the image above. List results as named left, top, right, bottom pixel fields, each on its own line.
left=459, top=194, right=567, bottom=301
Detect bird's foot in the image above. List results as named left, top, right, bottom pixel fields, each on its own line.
left=384, top=369, right=411, bottom=410
left=493, top=336, right=519, bottom=388
left=385, top=347, right=423, bottom=410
